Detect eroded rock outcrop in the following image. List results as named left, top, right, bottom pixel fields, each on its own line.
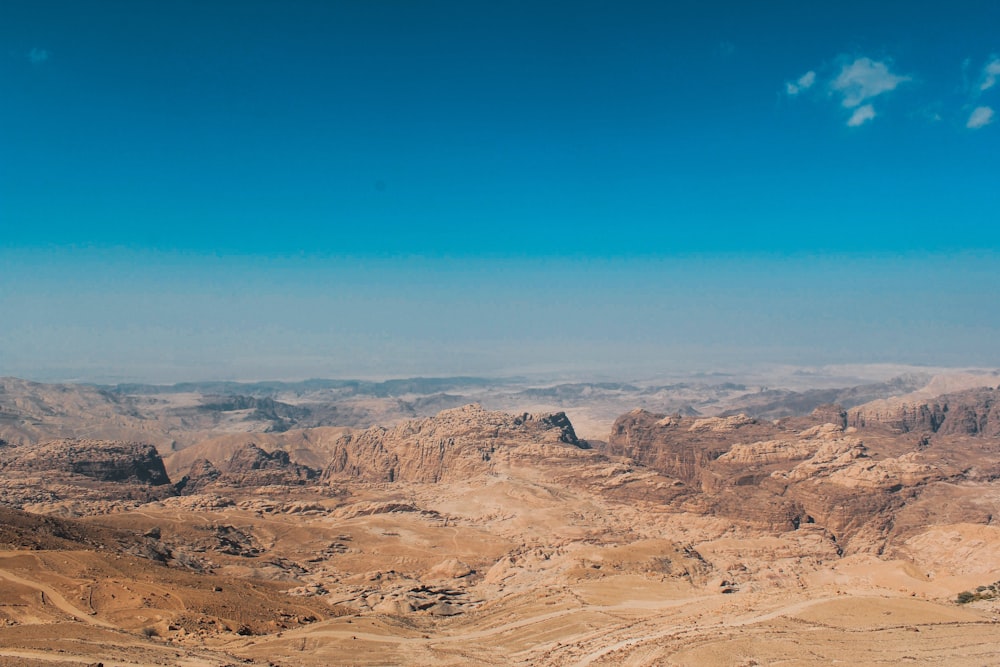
left=179, top=442, right=318, bottom=492
left=322, top=404, right=586, bottom=484
left=849, top=387, right=1000, bottom=436
left=605, top=407, right=968, bottom=552
left=0, top=439, right=176, bottom=511
left=607, top=409, right=779, bottom=487
left=0, top=439, right=171, bottom=485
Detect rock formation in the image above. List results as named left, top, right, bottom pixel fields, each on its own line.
left=0, top=438, right=176, bottom=511
left=849, top=387, right=1000, bottom=436
left=179, top=442, right=318, bottom=492
left=606, top=408, right=778, bottom=487
left=1, top=377, right=1000, bottom=666
left=322, top=404, right=585, bottom=484
left=0, top=439, right=171, bottom=485
left=605, top=406, right=971, bottom=552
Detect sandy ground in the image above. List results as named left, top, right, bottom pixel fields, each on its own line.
left=2, top=471, right=1000, bottom=667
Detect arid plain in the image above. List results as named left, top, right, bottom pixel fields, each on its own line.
left=2, top=369, right=1000, bottom=666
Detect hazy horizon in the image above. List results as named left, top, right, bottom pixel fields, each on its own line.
left=3, top=2, right=998, bottom=383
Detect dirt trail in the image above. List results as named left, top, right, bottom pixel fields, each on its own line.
left=0, top=649, right=98, bottom=665
left=566, top=595, right=844, bottom=666
left=276, top=593, right=712, bottom=649
left=0, top=647, right=231, bottom=667
left=0, top=566, right=115, bottom=628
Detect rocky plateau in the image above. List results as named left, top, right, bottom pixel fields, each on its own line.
left=1, top=370, right=1000, bottom=666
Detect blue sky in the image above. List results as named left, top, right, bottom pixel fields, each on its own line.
left=2, top=1, right=999, bottom=381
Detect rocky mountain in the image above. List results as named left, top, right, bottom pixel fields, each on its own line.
left=109, top=376, right=505, bottom=399
left=3, top=369, right=964, bottom=449
left=322, top=404, right=585, bottom=484
left=0, top=376, right=163, bottom=447
left=0, top=438, right=176, bottom=512
left=178, top=442, right=319, bottom=492
left=606, top=410, right=781, bottom=486
left=197, top=395, right=312, bottom=432
left=1, top=380, right=1000, bottom=666
left=605, top=405, right=976, bottom=552
left=0, top=439, right=171, bottom=485
left=720, top=373, right=931, bottom=419
left=849, top=386, right=1000, bottom=436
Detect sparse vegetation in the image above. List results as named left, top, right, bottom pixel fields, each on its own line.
left=955, top=581, right=1000, bottom=604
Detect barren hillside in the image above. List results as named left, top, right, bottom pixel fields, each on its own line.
left=2, top=375, right=1000, bottom=665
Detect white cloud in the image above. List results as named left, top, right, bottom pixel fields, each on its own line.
left=967, top=106, right=994, bottom=129
left=28, top=47, right=49, bottom=65
left=786, top=70, right=816, bottom=96
left=847, top=104, right=876, bottom=127
left=831, top=57, right=910, bottom=108
left=981, top=57, right=1000, bottom=92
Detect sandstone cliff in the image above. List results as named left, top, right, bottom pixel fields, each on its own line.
left=179, top=442, right=318, bottom=492
left=605, top=405, right=968, bottom=552
left=0, top=439, right=171, bottom=485
left=322, top=404, right=585, bottom=484
left=849, top=387, right=1000, bottom=436
left=606, top=408, right=779, bottom=487
left=0, top=438, right=176, bottom=511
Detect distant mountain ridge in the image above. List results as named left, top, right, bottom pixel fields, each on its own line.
left=3, top=370, right=997, bottom=449
left=101, top=376, right=514, bottom=398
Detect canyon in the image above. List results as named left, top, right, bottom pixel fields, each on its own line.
left=1, top=369, right=999, bottom=665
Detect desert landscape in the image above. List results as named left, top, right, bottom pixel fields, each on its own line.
left=6, top=2, right=999, bottom=665
left=2, top=368, right=1000, bottom=666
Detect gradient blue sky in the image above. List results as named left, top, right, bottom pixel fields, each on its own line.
left=2, top=1, right=999, bottom=381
